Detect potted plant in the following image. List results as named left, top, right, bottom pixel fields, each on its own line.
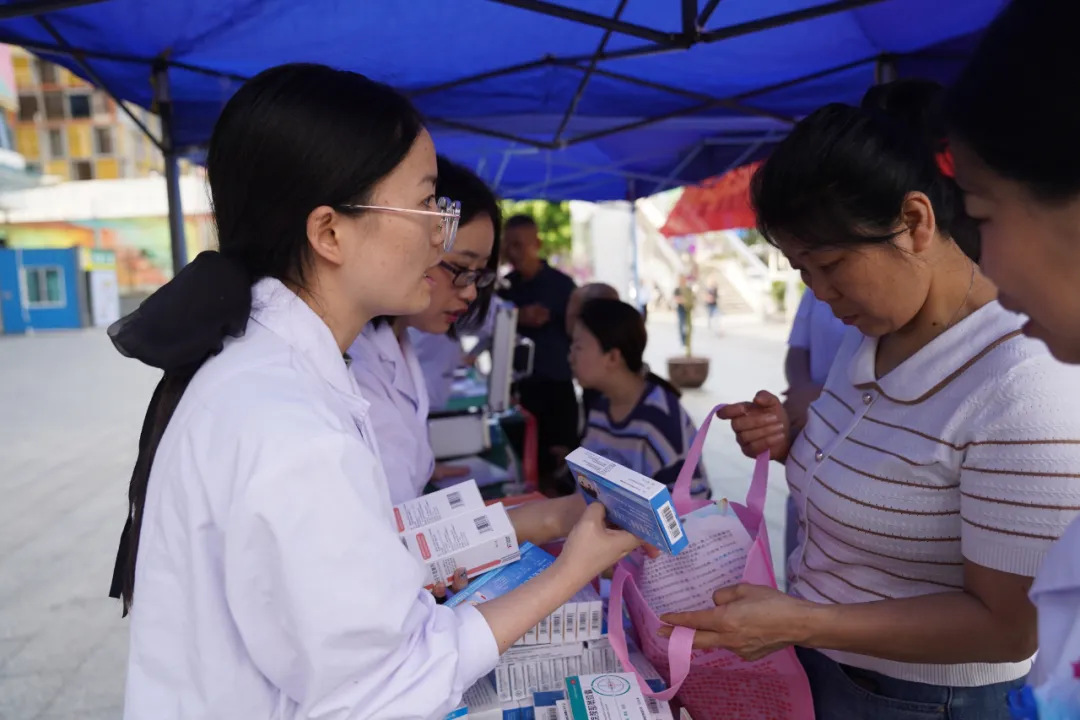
left=667, top=279, right=710, bottom=389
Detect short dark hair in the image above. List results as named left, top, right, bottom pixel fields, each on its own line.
left=438, top=156, right=502, bottom=335
left=751, top=79, right=978, bottom=262
left=577, top=298, right=681, bottom=398
left=504, top=214, right=538, bottom=231
left=948, top=0, right=1080, bottom=204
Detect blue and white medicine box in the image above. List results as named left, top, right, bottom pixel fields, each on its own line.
left=565, top=448, right=688, bottom=556
left=446, top=542, right=556, bottom=608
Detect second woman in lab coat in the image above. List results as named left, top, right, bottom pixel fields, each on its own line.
left=350, top=156, right=587, bottom=550
left=107, top=63, right=640, bottom=720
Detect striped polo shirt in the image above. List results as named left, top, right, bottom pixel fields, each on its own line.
left=787, top=300, right=1080, bottom=687
left=581, top=381, right=709, bottom=498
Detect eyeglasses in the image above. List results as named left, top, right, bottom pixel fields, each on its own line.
left=340, top=196, right=461, bottom=251
left=439, top=261, right=497, bottom=289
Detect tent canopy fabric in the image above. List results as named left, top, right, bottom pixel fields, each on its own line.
left=0, top=0, right=1005, bottom=200
left=660, top=160, right=761, bottom=237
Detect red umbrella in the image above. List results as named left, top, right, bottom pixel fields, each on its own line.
left=659, top=161, right=762, bottom=237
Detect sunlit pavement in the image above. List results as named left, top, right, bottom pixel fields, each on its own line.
left=0, top=312, right=790, bottom=718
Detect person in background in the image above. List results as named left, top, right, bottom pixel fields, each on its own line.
left=704, top=278, right=720, bottom=332
left=349, top=157, right=587, bottom=552
left=500, top=214, right=580, bottom=494
left=673, top=276, right=691, bottom=349
left=570, top=298, right=708, bottom=498
left=661, top=80, right=1080, bottom=719
left=637, top=281, right=652, bottom=323
left=948, top=1, right=1080, bottom=709
left=781, top=289, right=849, bottom=562
left=107, top=64, right=641, bottom=719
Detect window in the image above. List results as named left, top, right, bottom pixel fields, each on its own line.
left=72, top=159, right=93, bottom=180
left=47, top=128, right=64, bottom=159
left=36, top=60, right=57, bottom=85
left=23, top=266, right=64, bottom=307
left=68, top=94, right=91, bottom=119
left=18, top=95, right=38, bottom=122
left=43, top=91, right=65, bottom=121
left=93, top=126, right=113, bottom=155
left=91, top=91, right=109, bottom=116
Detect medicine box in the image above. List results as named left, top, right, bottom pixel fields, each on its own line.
left=564, top=674, right=666, bottom=720
left=446, top=542, right=555, bottom=608
left=403, top=502, right=520, bottom=589
left=393, top=480, right=485, bottom=533
left=565, top=448, right=688, bottom=555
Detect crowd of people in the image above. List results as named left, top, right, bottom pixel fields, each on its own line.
left=99, top=1, right=1080, bottom=718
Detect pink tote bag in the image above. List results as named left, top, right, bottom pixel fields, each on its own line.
left=608, top=404, right=815, bottom=720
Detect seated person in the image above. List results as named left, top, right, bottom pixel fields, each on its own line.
left=569, top=298, right=708, bottom=498
left=566, top=282, right=620, bottom=434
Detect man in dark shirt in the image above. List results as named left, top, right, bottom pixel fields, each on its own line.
left=499, top=214, right=579, bottom=494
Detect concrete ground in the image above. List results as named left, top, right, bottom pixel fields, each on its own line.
left=0, top=312, right=789, bottom=719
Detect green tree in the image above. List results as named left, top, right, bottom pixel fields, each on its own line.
left=500, top=199, right=572, bottom=258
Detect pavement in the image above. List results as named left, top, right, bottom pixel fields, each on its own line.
left=0, top=311, right=789, bottom=719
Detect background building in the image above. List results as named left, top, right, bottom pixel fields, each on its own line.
left=10, top=46, right=165, bottom=181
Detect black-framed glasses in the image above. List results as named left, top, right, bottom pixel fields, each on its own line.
left=439, top=261, right=497, bottom=289
left=340, top=196, right=461, bottom=251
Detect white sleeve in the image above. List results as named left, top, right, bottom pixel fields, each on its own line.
left=351, top=367, right=430, bottom=503
left=959, top=362, right=1080, bottom=577
left=223, top=433, right=499, bottom=720
left=788, top=291, right=814, bottom=349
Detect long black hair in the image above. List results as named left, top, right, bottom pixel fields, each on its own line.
left=107, top=63, right=424, bottom=614
left=948, top=0, right=1080, bottom=204
left=577, top=298, right=681, bottom=398
left=751, top=79, right=979, bottom=262
left=438, top=156, right=502, bottom=335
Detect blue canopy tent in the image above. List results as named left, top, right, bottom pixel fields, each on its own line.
left=0, top=0, right=1005, bottom=273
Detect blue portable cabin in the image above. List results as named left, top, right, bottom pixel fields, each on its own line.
left=0, top=246, right=110, bottom=334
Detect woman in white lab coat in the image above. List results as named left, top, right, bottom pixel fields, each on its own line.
left=350, top=157, right=586, bottom=562
left=106, top=64, right=640, bottom=720
left=949, top=3, right=1080, bottom=713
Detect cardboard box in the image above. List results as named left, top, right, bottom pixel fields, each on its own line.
left=565, top=448, right=688, bottom=555
left=403, top=503, right=520, bottom=589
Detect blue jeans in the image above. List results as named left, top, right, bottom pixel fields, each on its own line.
left=796, top=648, right=1025, bottom=720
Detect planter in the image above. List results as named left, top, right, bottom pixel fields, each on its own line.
left=667, top=356, right=710, bottom=389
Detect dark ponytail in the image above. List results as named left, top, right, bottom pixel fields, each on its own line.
left=107, top=64, right=423, bottom=614
left=577, top=298, right=682, bottom=398
left=751, top=79, right=979, bottom=263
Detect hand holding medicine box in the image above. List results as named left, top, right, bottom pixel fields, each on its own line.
left=393, top=481, right=520, bottom=589
left=565, top=448, right=688, bottom=555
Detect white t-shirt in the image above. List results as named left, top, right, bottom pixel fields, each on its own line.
left=788, top=290, right=850, bottom=385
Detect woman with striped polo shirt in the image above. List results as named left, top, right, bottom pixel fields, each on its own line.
left=659, top=80, right=1080, bottom=720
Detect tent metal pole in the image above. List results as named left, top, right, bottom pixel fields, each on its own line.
left=628, top=180, right=641, bottom=311
left=154, top=63, right=189, bottom=274
left=697, top=0, right=889, bottom=43
left=697, top=0, right=724, bottom=28
left=0, top=0, right=107, bottom=20
left=484, top=0, right=681, bottom=46
left=681, top=0, right=699, bottom=39
left=425, top=116, right=554, bottom=149
left=409, top=57, right=554, bottom=97
left=553, top=0, right=628, bottom=145
left=564, top=54, right=876, bottom=146
left=874, top=55, right=897, bottom=84
left=34, top=17, right=164, bottom=153
left=653, top=142, right=704, bottom=195
left=559, top=62, right=795, bottom=125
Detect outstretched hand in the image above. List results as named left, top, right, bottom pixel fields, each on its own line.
left=716, top=391, right=792, bottom=463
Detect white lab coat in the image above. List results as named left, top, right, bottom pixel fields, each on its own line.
left=1027, top=516, right=1080, bottom=714
left=348, top=323, right=434, bottom=503
left=407, top=328, right=463, bottom=413
left=124, top=279, right=498, bottom=720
